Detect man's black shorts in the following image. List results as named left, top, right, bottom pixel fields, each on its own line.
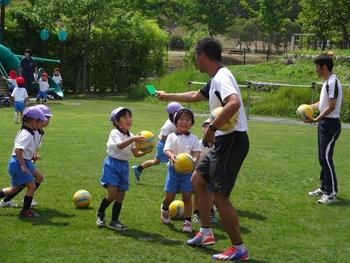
left=196, top=131, right=249, bottom=196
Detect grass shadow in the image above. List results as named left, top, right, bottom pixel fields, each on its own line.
left=117, top=228, right=182, bottom=246
left=211, top=222, right=251, bottom=235
left=332, top=197, right=350, bottom=206
left=19, top=208, right=74, bottom=227
left=237, top=209, right=267, bottom=221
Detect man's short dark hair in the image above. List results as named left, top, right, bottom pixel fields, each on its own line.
left=25, top=49, right=32, bottom=56
left=314, top=54, right=333, bottom=72
left=195, top=37, right=222, bottom=62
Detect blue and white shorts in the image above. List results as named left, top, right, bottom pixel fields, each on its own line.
left=164, top=165, right=192, bottom=193
left=155, top=140, right=168, bottom=163
left=8, top=156, right=36, bottom=186
left=14, top=101, right=25, bottom=112
left=100, top=156, right=129, bottom=191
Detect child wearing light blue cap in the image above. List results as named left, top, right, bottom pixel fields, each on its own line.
left=96, top=107, right=150, bottom=231
left=0, top=106, right=47, bottom=218
left=0, top=105, right=53, bottom=208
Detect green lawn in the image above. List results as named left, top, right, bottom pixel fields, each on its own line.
left=1, top=98, right=349, bottom=263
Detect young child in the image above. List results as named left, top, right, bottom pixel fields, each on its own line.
left=96, top=107, right=149, bottom=231
left=0, top=106, right=47, bottom=217
left=192, top=118, right=217, bottom=224
left=161, top=108, right=201, bottom=233
left=132, top=102, right=182, bottom=181
left=36, top=73, right=50, bottom=104
left=0, top=105, right=52, bottom=208
left=52, top=68, right=62, bottom=88
left=2, top=70, right=18, bottom=92
left=11, top=77, right=29, bottom=124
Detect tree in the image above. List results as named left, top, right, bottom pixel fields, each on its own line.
left=299, top=0, right=350, bottom=49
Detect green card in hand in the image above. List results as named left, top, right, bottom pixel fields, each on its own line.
left=145, top=84, right=157, bottom=96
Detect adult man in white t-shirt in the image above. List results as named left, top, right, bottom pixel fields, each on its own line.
left=307, top=54, right=342, bottom=205
left=157, top=37, right=249, bottom=261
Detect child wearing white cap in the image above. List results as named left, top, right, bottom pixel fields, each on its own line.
left=0, top=106, right=47, bottom=218
left=96, top=107, right=149, bottom=231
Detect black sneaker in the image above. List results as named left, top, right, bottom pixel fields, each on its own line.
left=96, top=213, right=106, bottom=227
left=109, top=221, right=128, bottom=231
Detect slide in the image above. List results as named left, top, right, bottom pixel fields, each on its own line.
left=0, top=44, right=64, bottom=98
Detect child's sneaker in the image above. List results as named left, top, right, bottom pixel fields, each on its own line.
left=31, top=199, right=38, bottom=207
left=186, top=231, right=215, bottom=247
left=192, top=213, right=200, bottom=223
left=108, top=221, right=128, bottom=231
left=212, top=246, right=249, bottom=261
left=318, top=194, right=337, bottom=204
left=182, top=220, right=192, bottom=233
left=308, top=188, right=324, bottom=196
left=0, top=200, right=18, bottom=208
left=132, top=165, right=141, bottom=182
left=160, top=206, right=170, bottom=224
left=19, top=210, right=39, bottom=218
left=96, top=213, right=105, bottom=227
left=210, top=210, right=218, bottom=223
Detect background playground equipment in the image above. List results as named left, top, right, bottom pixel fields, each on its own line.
left=0, top=44, right=64, bottom=98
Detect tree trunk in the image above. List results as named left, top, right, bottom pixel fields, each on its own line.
left=341, top=25, right=350, bottom=49
left=82, top=51, right=89, bottom=94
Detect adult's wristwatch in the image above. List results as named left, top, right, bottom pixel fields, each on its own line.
left=208, top=124, right=217, bottom=132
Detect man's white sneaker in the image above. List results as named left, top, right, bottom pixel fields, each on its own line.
left=318, top=194, right=337, bottom=204
left=0, top=200, right=18, bottom=208
left=308, top=188, right=324, bottom=197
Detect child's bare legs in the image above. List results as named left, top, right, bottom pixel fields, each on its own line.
left=182, top=192, right=192, bottom=219
left=160, top=192, right=176, bottom=224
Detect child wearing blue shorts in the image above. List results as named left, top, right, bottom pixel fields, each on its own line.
left=11, top=77, right=28, bottom=124
left=0, top=105, right=53, bottom=208
left=132, top=102, right=182, bottom=181
left=0, top=106, right=47, bottom=217
left=160, top=108, right=201, bottom=233
left=36, top=73, right=49, bottom=104
left=96, top=107, right=149, bottom=231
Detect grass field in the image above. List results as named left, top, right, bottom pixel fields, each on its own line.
left=1, top=98, right=350, bottom=263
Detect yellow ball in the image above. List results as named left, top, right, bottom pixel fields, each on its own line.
left=174, top=153, right=194, bottom=174
left=169, top=200, right=184, bottom=219
left=210, top=107, right=238, bottom=131
left=73, top=190, right=92, bottom=208
left=296, top=104, right=313, bottom=121
left=135, top=130, right=156, bottom=153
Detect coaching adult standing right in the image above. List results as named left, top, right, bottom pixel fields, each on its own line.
left=157, top=37, right=249, bottom=261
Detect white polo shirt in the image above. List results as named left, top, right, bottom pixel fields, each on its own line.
left=34, top=130, right=45, bottom=150
left=52, top=75, right=62, bottom=85
left=200, top=67, right=248, bottom=135
left=11, top=87, right=28, bottom=102
left=12, top=128, right=36, bottom=160
left=106, top=128, right=136, bottom=161
left=164, top=132, right=201, bottom=155
left=159, top=119, right=176, bottom=140
left=38, top=79, right=50, bottom=92
left=319, top=74, right=342, bottom=118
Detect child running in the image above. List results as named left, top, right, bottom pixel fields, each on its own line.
left=0, top=105, right=52, bottom=208
left=96, top=107, right=148, bottom=231
left=11, top=77, right=29, bottom=124
left=0, top=106, right=47, bottom=217
left=160, top=108, right=201, bottom=233
left=132, top=102, right=182, bottom=181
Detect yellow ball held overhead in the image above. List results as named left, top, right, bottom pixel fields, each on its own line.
left=210, top=106, right=238, bottom=131
left=73, top=190, right=92, bottom=208
left=174, top=153, right=194, bottom=175
left=135, top=130, right=156, bottom=153
left=296, top=104, right=314, bottom=121
left=169, top=200, right=184, bottom=219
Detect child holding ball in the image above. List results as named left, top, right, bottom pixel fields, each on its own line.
left=160, top=108, right=201, bottom=233
left=96, top=107, right=148, bottom=231
left=132, top=102, right=182, bottom=181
